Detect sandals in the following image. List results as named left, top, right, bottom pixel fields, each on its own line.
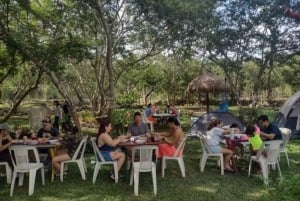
left=224, top=166, right=235, bottom=172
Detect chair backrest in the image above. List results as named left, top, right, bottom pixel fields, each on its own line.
left=199, top=136, right=213, bottom=154
left=90, top=137, right=106, bottom=162
left=263, top=140, right=282, bottom=164
left=72, top=135, right=88, bottom=160
left=254, top=143, right=266, bottom=160
left=279, top=127, right=292, bottom=150
left=9, top=145, right=40, bottom=169
left=173, top=135, right=187, bottom=157
left=132, top=145, right=158, bottom=171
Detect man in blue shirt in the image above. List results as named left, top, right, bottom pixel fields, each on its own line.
left=257, top=115, right=282, bottom=140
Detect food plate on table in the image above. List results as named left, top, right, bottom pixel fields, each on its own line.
left=136, top=136, right=147, bottom=141
left=49, top=139, right=58, bottom=144
left=224, top=134, right=246, bottom=138
left=27, top=140, right=38, bottom=145
left=135, top=139, right=146, bottom=144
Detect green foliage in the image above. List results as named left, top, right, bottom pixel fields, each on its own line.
left=111, top=109, right=132, bottom=127
left=281, top=56, right=300, bottom=92
left=1, top=0, right=300, bottom=118
left=110, top=108, right=134, bottom=135
left=231, top=106, right=278, bottom=124
left=116, top=92, right=140, bottom=107
left=79, top=110, right=95, bottom=124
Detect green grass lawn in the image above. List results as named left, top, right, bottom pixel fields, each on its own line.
left=0, top=137, right=299, bottom=201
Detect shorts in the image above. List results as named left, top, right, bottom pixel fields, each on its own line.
left=209, top=145, right=221, bottom=153
left=100, top=151, right=112, bottom=161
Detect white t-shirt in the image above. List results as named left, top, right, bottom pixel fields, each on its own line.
left=206, top=127, right=224, bottom=146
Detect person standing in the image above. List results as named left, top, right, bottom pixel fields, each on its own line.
left=53, top=101, right=62, bottom=130
left=61, top=101, right=72, bottom=132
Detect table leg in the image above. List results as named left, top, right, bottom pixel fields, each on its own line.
left=48, top=147, right=56, bottom=182
left=226, top=139, right=238, bottom=173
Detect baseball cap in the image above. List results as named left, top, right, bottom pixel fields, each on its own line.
left=0, top=123, right=13, bottom=132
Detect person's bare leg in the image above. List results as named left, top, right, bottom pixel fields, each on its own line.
left=221, top=148, right=233, bottom=168
left=111, top=151, right=125, bottom=171
left=52, top=153, right=71, bottom=173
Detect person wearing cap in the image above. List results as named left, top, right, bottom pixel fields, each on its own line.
left=0, top=123, right=16, bottom=168
left=37, top=118, right=59, bottom=138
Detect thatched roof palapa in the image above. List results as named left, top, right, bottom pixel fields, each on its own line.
left=186, top=72, right=228, bottom=93
left=186, top=72, right=229, bottom=112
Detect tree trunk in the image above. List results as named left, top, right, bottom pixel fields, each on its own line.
left=2, top=70, right=43, bottom=122
left=206, top=92, right=209, bottom=113
left=96, top=0, right=115, bottom=117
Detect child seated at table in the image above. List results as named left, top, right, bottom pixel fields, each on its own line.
left=245, top=124, right=267, bottom=158
left=206, top=119, right=234, bottom=172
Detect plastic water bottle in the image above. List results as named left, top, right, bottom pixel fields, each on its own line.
left=23, top=136, right=27, bottom=144
left=230, top=128, right=235, bottom=140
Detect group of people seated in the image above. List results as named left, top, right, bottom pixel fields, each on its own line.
left=96, top=111, right=185, bottom=180
left=1, top=104, right=185, bottom=181
left=1, top=103, right=285, bottom=181
left=206, top=114, right=282, bottom=172
left=144, top=103, right=179, bottom=124
left=0, top=118, right=81, bottom=177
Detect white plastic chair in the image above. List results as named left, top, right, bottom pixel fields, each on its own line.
left=176, top=109, right=181, bottom=122
left=161, top=136, right=187, bottom=178
left=9, top=145, right=45, bottom=196
left=199, top=135, right=224, bottom=175
left=90, top=137, right=118, bottom=183
left=141, top=110, right=154, bottom=133
left=279, top=127, right=292, bottom=167
left=129, top=145, right=158, bottom=196
left=248, top=140, right=282, bottom=185
left=60, top=135, right=88, bottom=182
left=0, top=161, right=12, bottom=184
